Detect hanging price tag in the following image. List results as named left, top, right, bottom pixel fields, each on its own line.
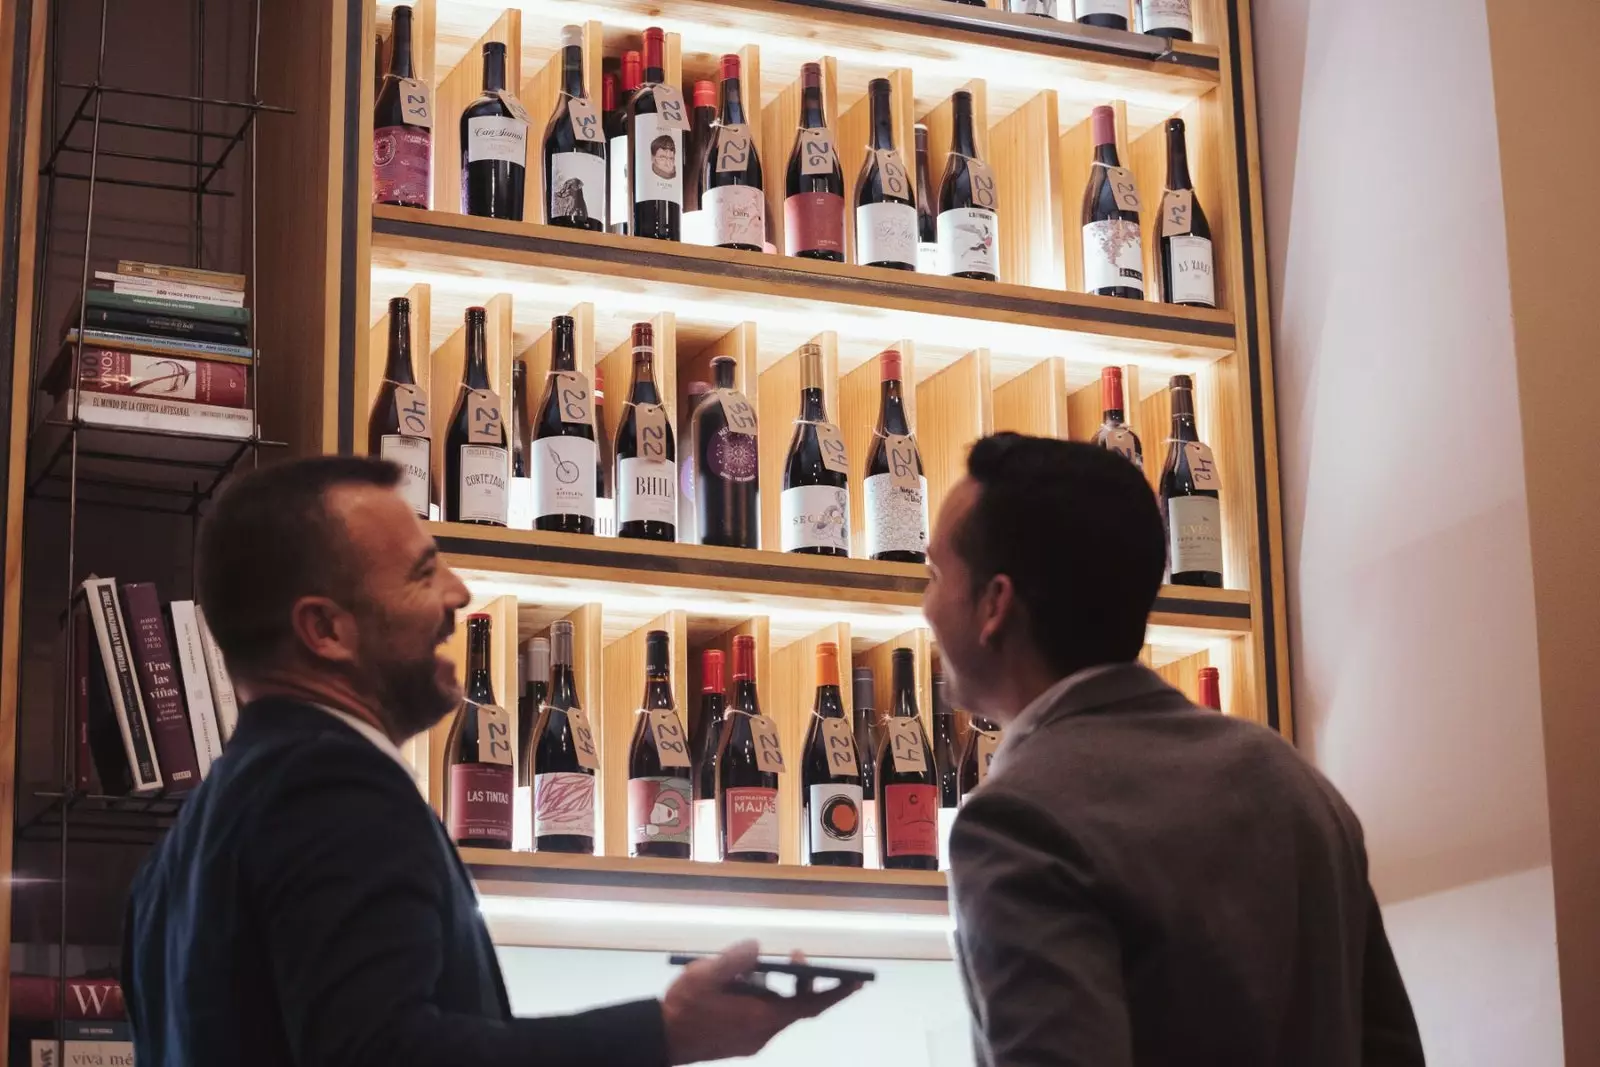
left=648, top=709, right=692, bottom=768
left=635, top=402, right=669, bottom=461
left=1106, top=164, right=1141, bottom=212
left=964, top=156, right=998, bottom=211
left=1105, top=426, right=1138, bottom=463
left=814, top=422, right=848, bottom=474
left=885, top=432, right=919, bottom=490
left=975, top=729, right=1000, bottom=785
left=564, top=706, right=600, bottom=771
left=1161, top=188, right=1193, bottom=236
left=392, top=383, right=430, bottom=439
left=555, top=371, right=593, bottom=426
left=820, top=718, right=859, bottom=776
left=399, top=78, right=432, bottom=127
left=886, top=718, right=926, bottom=774
left=717, top=388, right=758, bottom=436
left=874, top=149, right=910, bottom=200
left=750, top=713, right=786, bottom=774
left=475, top=703, right=514, bottom=766
left=1184, top=441, right=1220, bottom=490
left=494, top=89, right=533, bottom=126
left=798, top=126, right=836, bottom=176
left=715, top=124, right=753, bottom=174
left=652, top=84, right=690, bottom=131
left=565, top=96, right=602, bottom=142
left=467, top=388, right=503, bottom=444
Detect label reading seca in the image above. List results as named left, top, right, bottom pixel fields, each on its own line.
left=475, top=703, right=514, bottom=766
left=652, top=84, right=690, bottom=131
left=715, top=124, right=753, bottom=174
left=717, top=389, right=758, bottom=435
left=799, top=127, right=836, bottom=176
left=648, top=709, right=691, bottom=768
left=975, top=729, right=1000, bottom=785
left=1184, top=441, right=1220, bottom=490
left=467, top=388, right=503, bottom=444
left=494, top=89, right=533, bottom=126
left=962, top=156, right=998, bottom=210
left=750, top=713, right=786, bottom=774
left=820, top=718, right=859, bottom=776
left=885, top=433, right=919, bottom=489
left=392, top=383, right=430, bottom=439
left=1161, top=189, right=1194, bottom=236
left=555, top=371, right=593, bottom=425
left=566, top=96, right=602, bottom=142
left=886, top=718, right=925, bottom=774
left=814, top=422, right=848, bottom=474
left=399, top=78, right=432, bottom=127
left=874, top=149, right=910, bottom=200
left=565, top=706, right=599, bottom=770
left=635, top=402, right=669, bottom=461
left=1106, top=165, right=1142, bottom=212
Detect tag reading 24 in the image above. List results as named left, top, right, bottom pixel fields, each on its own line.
left=886, top=719, right=925, bottom=774
left=467, top=388, right=503, bottom=444
left=565, top=706, right=599, bottom=770
left=814, top=422, right=848, bottom=474
left=1161, top=189, right=1193, bottom=236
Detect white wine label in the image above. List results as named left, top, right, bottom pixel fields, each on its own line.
left=608, top=134, right=629, bottom=228
left=533, top=436, right=598, bottom=520
left=704, top=185, right=766, bottom=248
left=716, top=389, right=759, bottom=436
left=566, top=96, right=602, bottom=142
left=458, top=444, right=509, bottom=524
left=814, top=422, right=849, bottom=474
left=808, top=783, right=864, bottom=855
left=751, top=713, right=787, bottom=774
left=618, top=456, right=677, bottom=525
left=1169, top=235, right=1216, bottom=307
left=820, top=717, right=860, bottom=776
left=633, top=114, right=684, bottom=206
left=566, top=706, right=600, bottom=770
left=693, top=797, right=719, bottom=861
left=680, top=208, right=711, bottom=246
left=1077, top=0, right=1128, bottom=17
left=508, top=476, right=535, bottom=530
left=976, top=729, right=1000, bottom=785
left=466, top=115, right=528, bottom=165
left=1083, top=219, right=1145, bottom=294
left=862, top=798, right=881, bottom=869
left=885, top=718, right=927, bottom=774
left=380, top=435, right=431, bottom=517
left=1167, top=494, right=1223, bottom=575
left=534, top=771, right=595, bottom=839
left=714, top=123, right=753, bottom=174
left=629, top=775, right=693, bottom=847
left=864, top=472, right=928, bottom=557
left=1009, top=0, right=1058, bottom=15
left=873, top=150, right=911, bottom=199
left=1141, top=0, right=1192, bottom=31
left=634, top=402, right=670, bottom=460
left=781, top=484, right=849, bottom=553
left=466, top=388, right=503, bottom=444
left=1160, top=188, right=1194, bottom=236
left=936, top=207, right=999, bottom=277
left=1105, top=165, right=1142, bottom=212
left=476, top=703, right=515, bottom=766
left=392, top=383, right=430, bottom=438
left=916, top=241, right=939, bottom=274
left=398, top=77, right=432, bottom=127
left=798, top=126, right=837, bottom=176
left=856, top=202, right=918, bottom=267
left=1184, top=440, right=1220, bottom=489
left=725, top=786, right=779, bottom=854
left=549, top=150, right=606, bottom=226
left=938, top=805, right=958, bottom=870
left=494, top=89, right=534, bottom=126
left=648, top=709, right=692, bottom=768
left=554, top=371, right=593, bottom=425
left=651, top=84, right=691, bottom=130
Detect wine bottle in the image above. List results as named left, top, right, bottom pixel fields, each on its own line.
left=627, top=27, right=685, bottom=242
left=853, top=667, right=881, bottom=869
left=1156, top=118, right=1215, bottom=307
left=513, top=635, right=549, bottom=851
left=372, top=4, right=431, bottom=208
left=1138, top=0, right=1192, bottom=39
left=1076, top=0, right=1129, bottom=30
left=532, top=315, right=598, bottom=534
left=594, top=368, right=614, bottom=535
left=936, top=91, right=1000, bottom=282
left=702, top=55, right=766, bottom=252
left=461, top=42, right=528, bottom=220
left=693, top=356, right=760, bottom=549
left=802, top=642, right=864, bottom=867
left=853, top=79, right=917, bottom=270
left=541, top=25, right=605, bottom=231
left=913, top=125, right=937, bottom=274
left=717, top=634, right=779, bottom=863
left=615, top=322, right=677, bottom=541
left=679, top=379, right=712, bottom=542
left=606, top=52, right=641, bottom=235
left=628, top=629, right=693, bottom=859
left=681, top=80, right=718, bottom=245
left=878, top=647, right=937, bottom=870
left=957, top=715, right=998, bottom=802
left=1160, top=374, right=1223, bottom=587
left=932, top=672, right=960, bottom=870
left=781, top=343, right=849, bottom=556
left=508, top=358, right=533, bottom=529
left=784, top=63, right=845, bottom=261
left=692, top=648, right=726, bottom=862
left=863, top=349, right=928, bottom=563
left=1198, top=666, right=1222, bottom=711
left=444, top=614, right=514, bottom=849
left=531, top=620, right=596, bottom=854
left=1091, top=366, right=1143, bottom=471
left=368, top=296, right=434, bottom=519
left=444, top=307, right=509, bottom=526
left=1081, top=105, right=1144, bottom=300
left=1007, top=0, right=1059, bottom=16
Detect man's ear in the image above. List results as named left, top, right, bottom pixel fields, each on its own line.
left=287, top=595, right=361, bottom=666
left=975, top=573, right=1015, bottom=651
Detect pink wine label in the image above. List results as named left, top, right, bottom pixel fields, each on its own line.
left=629, top=775, right=693, bottom=847
left=448, top=762, right=514, bottom=845
left=374, top=125, right=431, bottom=207
left=534, top=770, right=595, bottom=839
left=706, top=426, right=758, bottom=482
left=725, top=786, right=779, bottom=855
left=883, top=782, right=938, bottom=858
left=785, top=192, right=845, bottom=257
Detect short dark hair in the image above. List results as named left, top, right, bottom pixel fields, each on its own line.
left=196, top=455, right=401, bottom=673
left=953, top=433, right=1165, bottom=672
left=651, top=135, right=675, bottom=155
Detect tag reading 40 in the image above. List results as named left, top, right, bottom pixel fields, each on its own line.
left=648, top=709, right=691, bottom=768
left=393, top=383, right=431, bottom=439
left=567, top=97, right=602, bottom=143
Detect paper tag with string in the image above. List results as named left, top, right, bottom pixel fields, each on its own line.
left=820, top=718, right=859, bottom=776
left=975, top=729, right=1000, bottom=785
left=717, top=389, right=758, bottom=436
left=399, top=78, right=432, bottom=127
left=715, top=124, right=754, bottom=174
left=555, top=371, right=593, bottom=426
left=885, top=433, right=919, bottom=490
left=963, top=156, right=998, bottom=211
left=798, top=127, right=837, bottom=176
left=566, top=96, right=602, bottom=142
left=392, top=383, right=431, bottom=439
left=652, top=84, right=690, bottom=131
left=648, top=709, right=692, bottom=768
left=1161, top=189, right=1193, bottom=236
left=750, top=713, right=786, bottom=774
left=565, top=706, right=599, bottom=770
left=495, top=89, right=533, bottom=126
left=874, top=149, right=911, bottom=200
left=475, top=703, right=514, bottom=766
left=635, top=402, right=669, bottom=460
left=1105, top=426, right=1138, bottom=464
left=886, top=718, right=925, bottom=774
left=1185, top=441, right=1220, bottom=490
left=1105, top=164, right=1141, bottom=212
left=814, top=422, right=848, bottom=474
left=467, top=388, right=503, bottom=444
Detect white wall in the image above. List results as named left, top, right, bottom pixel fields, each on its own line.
left=1252, top=0, right=1562, bottom=1060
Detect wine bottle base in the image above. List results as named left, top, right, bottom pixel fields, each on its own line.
left=872, top=549, right=927, bottom=564
left=534, top=835, right=595, bottom=854
left=375, top=199, right=431, bottom=210
left=1078, top=14, right=1129, bottom=29
left=1145, top=27, right=1193, bottom=40
left=725, top=851, right=780, bottom=864
left=789, top=546, right=847, bottom=557
left=949, top=270, right=998, bottom=282
left=619, top=521, right=676, bottom=542
left=535, top=515, right=597, bottom=535
left=883, top=854, right=938, bottom=870
left=632, top=841, right=691, bottom=859
left=863, top=260, right=916, bottom=271
left=451, top=517, right=509, bottom=528
left=1170, top=570, right=1223, bottom=588
left=806, top=851, right=864, bottom=868
left=549, top=217, right=604, bottom=232
left=1088, top=285, right=1146, bottom=301
left=716, top=242, right=764, bottom=253
left=794, top=249, right=845, bottom=263
left=457, top=838, right=513, bottom=850
left=464, top=205, right=525, bottom=222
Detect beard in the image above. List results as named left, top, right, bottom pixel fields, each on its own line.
left=358, top=611, right=460, bottom=741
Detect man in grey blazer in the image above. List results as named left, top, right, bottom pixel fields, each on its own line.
left=924, top=434, right=1425, bottom=1067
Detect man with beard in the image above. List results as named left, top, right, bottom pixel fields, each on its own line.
left=123, top=456, right=858, bottom=1067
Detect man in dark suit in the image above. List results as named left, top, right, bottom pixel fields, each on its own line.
left=123, top=456, right=856, bottom=1066
left=923, top=434, right=1425, bottom=1067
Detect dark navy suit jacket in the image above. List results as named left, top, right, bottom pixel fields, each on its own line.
left=123, top=698, right=668, bottom=1067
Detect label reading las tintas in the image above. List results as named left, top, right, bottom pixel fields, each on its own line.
left=458, top=444, right=508, bottom=525
left=534, top=770, right=595, bottom=839
left=618, top=456, right=677, bottom=526
left=381, top=435, right=430, bottom=517
left=629, top=775, right=693, bottom=848
left=808, top=783, right=864, bottom=855
left=864, top=472, right=928, bottom=557
left=466, top=115, right=528, bottom=165
left=1083, top=219, right=1144, bottom=294
left=856, top=202, right=917, bottom=267
left=1167, top=494, right=1222, bottom=575
left=1169, top=235, right=1215, bottom=307
left=549, top=151, right=606, bottom=227
left=633, top=114, right=683, bottom=207
left=448, top=762, right=513, bottom=845
left=781, top=484, right=849, bottom=553
left=533, top=436, right=597, bottom=520
left=937, top=207, right=999, bottom=277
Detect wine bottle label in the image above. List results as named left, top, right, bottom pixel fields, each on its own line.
left=533, top=436, right=598, bottom=520
left=781, top=484, right=849, bottom=553
left=1077, top=0, right=1128, bottom=17
left=629, top=775, right=693, bottom=847
left=725, top=785, right=780, bottom=854
left=807, top=783, right=865, bottom=855
left=862, top=798, right=881, bottom=869
left=380, top=435, right=431, bottom=518
left=705, top=185, right=766, bottom=249
left=864, top=472, right=929, bottom=557
left=855, top=202, right=917, bottom=267
left=1169, top=235, right=1216, bottom=306
left=1141, top=0, right=1192, bottom=31
left=373, top=125, right=431, bottom=207
left=784, top=192, right=845, bottom=257
left=466, top=115, right=528, bottom=165
left=938, top=805, right=958, bottom=870
left=707, top=426, right=759, bottom=484
left=632, top=115, right=684, bottom=207
left=595, top=495, right=617, bottom=537
left=534, top=771, right=596, bottom=839
left=693, top=797, right=720, bottom=861
left=549, top=150, right=606, bottom=226
left=1167, top=494, right=1223, bottom=575
left=618, top=456, right=677, bottom=525
left=1009, top=0, right=1058, bottom=15
left=916, top=241, right=938, bottom=274
left=883, top=782, right=938, bottom=858
left=681, top=208, right=711, bottom=246
left=448, top=762, right=514, bottom=846
left=514, top=784, right=532, bottom=851
left=457, top=444, right=509, bottom=525
left=509, top=477, right=534, bottom=529
left=1083, top=219, right=1145, bottom=294
left=936, top=208, right=1000, bottom=277
left=608, top=134, right=629, bottom=228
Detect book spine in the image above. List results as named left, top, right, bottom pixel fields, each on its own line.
left=70, top=328, right=252, bottom=359
left=73, top=350, right=250, bottom=409
left=86, top=289, right=250, bottom=325
left=94, top=270, right=246, bottom=307
left=10, top=976, right=126, bottom=1020
left=30, top=1038, right=136, bottom=1066
left=116, top=259, right=246, bottom=291
left=194, top=605, right=238, bottom=742
left=119, top=582, right=201, bottom=793
left=67, top=391, right=255, bottom=438
left=167, top=602, right=222, bottom=778
left=70, top=600, right=92, bottom=791
left=81, top=306, right=249, bottom=346
left=82, top=580, right=161, bottom=793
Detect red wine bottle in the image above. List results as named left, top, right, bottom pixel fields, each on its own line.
left=692, top=648, right=726, bottom=861
left=717, top=634, right=779, bottom=863
left=615, top=322, right=676, bottom=541
left=373, top=5, right=431, bottom=208
left=541, top=25, right=605, bottom=231
left=517, top=636, right=549, bottom=792
left=628, top=629, right=693, bottom=859
left=531, top=620, right=596, bottom=854
left=957, top=715, right=998, bottom=801
left=693, top=356, right=759, bottom=549
left=1091, top=366, right=1143, bottom=471
left=444, top=307, right=509, bottom=526
left=594, top=368, right=614, bottom=535
left=936, top=91, right=1000, bottom=282
left=1077, top=0, right=1129, bottom=30
left=368, top=296, right=434, bottom=518
left=461, top=42, right=527, bottom=220
left=863, top=349, right=928, bottom=563
left=878, top=648, right=937, bottom=870
left=781, top=343, right=849, bottom=556
left=702, top=55, right=765, bottom=252
left=1198, top=666, right=1222, bottom=711
left=1160, top=374, right=1223, bottom=587
left=1139, top=0, right=1192, bottom=40
left=532, top=315, right=597, bottom=533
left=853, top=78, right=916, bottom=270
left=445, top=614, right=514, bottom=849
left=626, top=28, right=683, bottom=242
left=1156, top=118, right=1215, bottom=307
left=932, top=673, right=959, bottom=869
left=853, top=667, right=881, bottom=869
left=606, top=53, right=642, bottom=235
left=681, top=80, right=718, bottom=244
left=913, top=125, right=937, bottom=273
left=1081, top=105, right=1144, bottom=300
left=802, top=642, right=863, bottom=867
left=784, top=63, right=845, bottom=261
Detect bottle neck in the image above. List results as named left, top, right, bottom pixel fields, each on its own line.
left=701, top=689, right=725, bottom=724
left=463, top=322, right=491, bottom=388
left=877, top=378, right=911, bottom=436
left=561, top=45, right=585, bottom=98
left=952, top=98, right=978, bottom=159
left=870, top=90, right=895, bottom=150
left=1165, top=126, right=1193, bottom=190
left=389, top=14, right=415, bottom=79
left=643, top=673, right=673, bottom=711
left=799, top=387, right=828, bottom=422
left=734, top=677, right=760, bottom=716
left=629, top=354, right=660, bottom=405
left=891, top=660, right=917, bottom=718
left=551, top=325, right=576, bottom=372
left=1093, top=140, right=1121, bottom=168
left=467, top=632, right=493, bottom=698
left=813, top=684, right=845, bottom=719
left=385, top=313, right=414, bottom=384
left=1169, top=390, right=1199, bottom=441
left=549, top=662, right=578, bottom=708
left=644, top=63, right=665, bottom=85
left=800, top=85, right=825, bottom=129
left=720, top=78, right=747, bottom=126
left=482, top=50, right=506, bottom=93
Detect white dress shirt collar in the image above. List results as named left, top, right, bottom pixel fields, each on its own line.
left=313, top=704, right=418, bottom=780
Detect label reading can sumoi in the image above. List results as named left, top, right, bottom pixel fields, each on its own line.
left=381, top=435, right=431, bottom=518
left=1167, top=494, right=1223, bottom=575
left=532, top=436, right=597, bottom=519
left=808, top=783, right=864, bottom=854
left=466, top=115, right=528, bottom=165
left=1184, top=441, right=1220, bottom=490
left=781, top=484, right=849, bottom=553
left=476, top=703, right=514, bottom=766
left=549, top=151, right=606, bottom=226
left=1083, top=219, right=1145, bottom=294
left=820, top=717, right=860, bottom=776
left=1169, top=235, right=1216, bottom=307
left=457, top=445, right=508, bottom=525
left=886, top=718, right=927, bottom=774
left=648, top=709, right=692, bottom=768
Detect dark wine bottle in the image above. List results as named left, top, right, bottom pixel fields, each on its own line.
left=1160, top=374, right=1223, bottom=587
left=460, top=42, right=528, bottom=220
left=511, top=359, right=531, bottom=481
left=932, top=672, right=959, bottom=869
left=444, top=307, right=509, bottom=526
left=692, top=648, right=726, bottom=862
left=532, top=315, right=597, bottom=533
left=628, top=629, right=693, bottom=859
left=1090, top=366, right=1144, bottom=471
left=853, top=78, right=917, bottom=270
left=784, top=63, right=845, bottom=261
left=606, top=52, right=641, bottom=235
left=853, top=667, right=881, bottom=869
left=936, top=91, right=1000, bottom=282
left=802, top=642, right=864, bottom=867
left=914, top=125, right=937, bottom=274
left=1076, top=0, right=1129, bottom=30
left=1138, top=0, right=1192, bottom=40
left=863, top=349, right=928, bottom=563
left=681, top=80, right=718, bottom=244
left=781, top=342, right=849, bottom=556
left=1006, top=0, right=1060, bottom=15
left=541, top=25, right=605, bottom=231
left=717, top=634, right=779, bottom=863
left=878, top=648, right=937, bottom=870
left=1082, top=105, right=1144, bottom=300
left=1156, top=118, right=1215, bottom=307
left=693, top=356, right=759, bottom=549
left=368, top=296, right=434, bottom=518
left=372, top=4, right=431, bottom=208
left=702, top=54, right=766, bottom=252
left=594, top=368, right=614, bottom=535
left=531, top=620, right=596, bottom=854
left=626, top=27, right=684, bottom=242
left=513, top=635, right=549, bottom=851
left=957, top=715, right=998, bottom=802
left=444, top=614, right=514, bottom=849
left=615, top=322, right=677, bottom=541
left=1198, top=666, right=1222, bottom=711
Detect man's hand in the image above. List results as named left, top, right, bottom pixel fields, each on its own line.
left=662, top=941, right=862, bottom=1064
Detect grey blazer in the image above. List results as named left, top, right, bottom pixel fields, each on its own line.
left=948, top=663, right=1424, bottom=1067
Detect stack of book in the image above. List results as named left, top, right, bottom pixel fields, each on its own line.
left=10, top=974, right=132, bottom=1066
left=44, top=260, right=254, bottom=439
